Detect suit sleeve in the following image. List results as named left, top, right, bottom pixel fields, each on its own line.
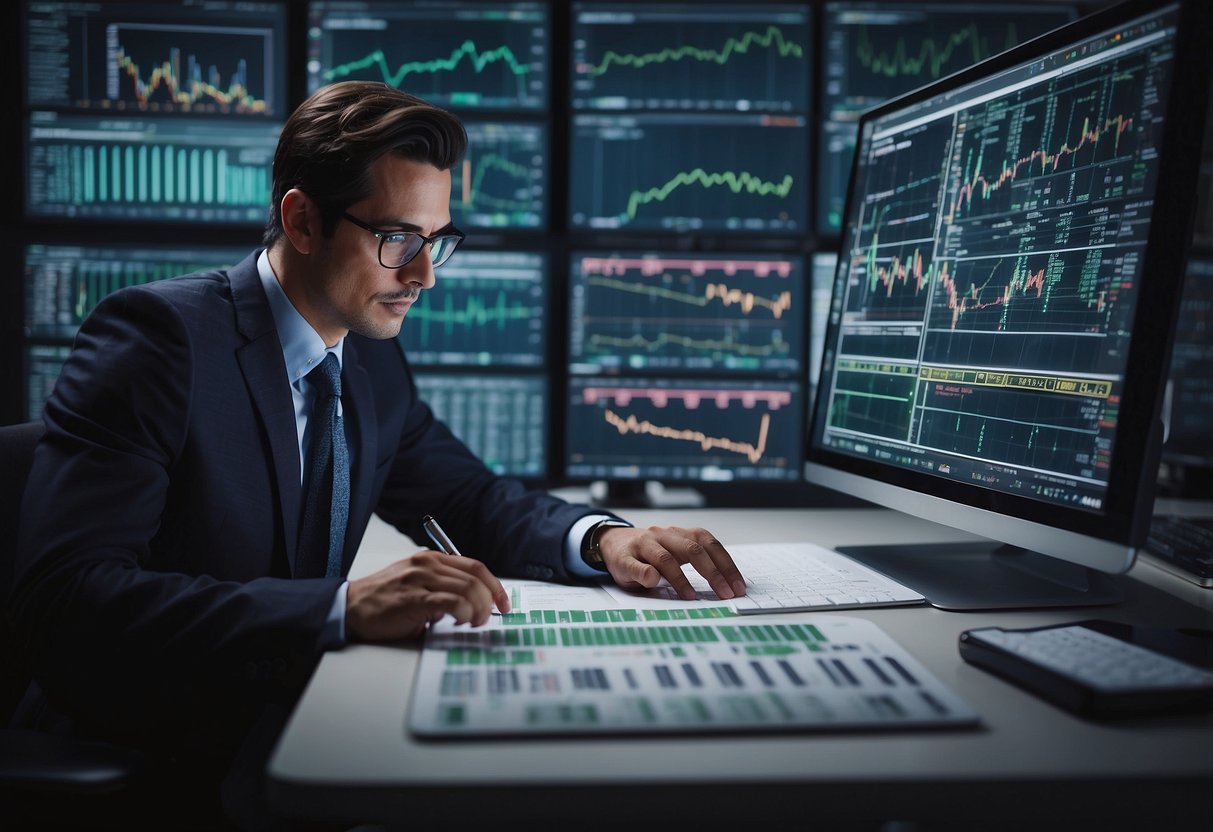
left=370, top=343, right=595, bottom=583
left=8, top=286, right=338, bottom=754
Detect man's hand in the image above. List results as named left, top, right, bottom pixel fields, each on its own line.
left=345, top=551, right=510, bottom=642
left=597, top=525, right=746, bottom=602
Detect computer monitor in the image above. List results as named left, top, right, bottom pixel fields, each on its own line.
left=397, top=249, right=547, bottom=367
left=806, top=0, right=1211, bottom=609
left=22, top=0, right=286, bottom=225
left=449, top=119, right=547, bottom=230
left=1158, top=257, right=1213, bottom=496
left=569, top=2, right=810, bottom=113
left=413, top=373, right=548, bottom=479
left=569, top=113, right=807, bottom=233
left=24, top=243, right=248, bottom=339
left=306, top=1, right=550, bottom=112
left=399, top=249, right=550, bottom=479
left=566, top=251, right=805, bottom=494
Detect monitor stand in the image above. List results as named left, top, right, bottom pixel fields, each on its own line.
left=834, top=541, right=1125, bottom=611
left=588, top=480, right=706, bottom=510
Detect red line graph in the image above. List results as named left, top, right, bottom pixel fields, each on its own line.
left=948, top=113, right=1134, bottom=220
left=603, top=409, right=772, bottom=464
left=938, top=258, right=1108, bottom=331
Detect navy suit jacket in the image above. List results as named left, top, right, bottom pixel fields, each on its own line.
left=10, top=251, right=594, bottom=757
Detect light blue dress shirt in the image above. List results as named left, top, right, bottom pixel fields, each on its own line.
left=255, top=251, right=621, bottom=647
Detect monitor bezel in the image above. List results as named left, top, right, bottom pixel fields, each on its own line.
left=806, top=0, right=1212, bottom=568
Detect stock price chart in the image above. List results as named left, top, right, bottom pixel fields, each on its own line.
left=818, top=6, right=1179, bottom=508
left=817, top=3, right=1074, bottom=234
left=566, top=378, right=802, bottom=482
left=24, top=244, right=247, bottom=339
left=571, top=3, right=809, bottom=112
left=569, top=252, right=803, bottom=375
left=450, top=121, right=546, bottom=229
left=398, top=251, right=546, bottom=367
left=569, top=113, right=806, bottom=232
left=25, top=112, right=279, bottom=224
left=307, top=1, right=548, bottom=111
left=25, top=1, right=287, bottom=116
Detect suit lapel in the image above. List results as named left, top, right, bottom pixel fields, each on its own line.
left=341, top=337, right=378, bottom=575
left=229, top=254, right=305, bottom=576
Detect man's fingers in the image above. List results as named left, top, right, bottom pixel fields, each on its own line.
left=621, top=526, right=745, bottom=601
left=632, top=536, right=699, bottom=601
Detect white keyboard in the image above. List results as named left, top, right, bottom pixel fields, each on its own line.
left=722, top=542, right=926, bottom=614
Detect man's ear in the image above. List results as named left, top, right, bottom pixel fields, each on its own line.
left=279, top=188, right=319, bottom=255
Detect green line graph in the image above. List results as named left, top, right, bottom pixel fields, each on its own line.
left=409, top=291, right=535, bottom=342
left=624, top=168, right=794, bottom=222
left=856, top=22, right=1019, bottom=80
left=586, top=25, right=804, bottom=77
left=456, top=152, right=540, bottom=222
left=323, top=40, right=530, bottom=89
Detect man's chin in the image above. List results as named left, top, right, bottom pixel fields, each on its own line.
left=351, top=312, right=406, bottom=341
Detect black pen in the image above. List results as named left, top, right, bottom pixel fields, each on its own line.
left=422, top=514, right=463, bottom=557
left=423, top=514, right=503, bottom=616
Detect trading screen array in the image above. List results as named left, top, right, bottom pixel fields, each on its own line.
left=813, top=2, right=1183, bottom=511
left=16, top=1, right=1212, bottom=487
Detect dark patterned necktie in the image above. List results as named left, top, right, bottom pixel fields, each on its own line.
left=297, top=353, right=349, bottom=578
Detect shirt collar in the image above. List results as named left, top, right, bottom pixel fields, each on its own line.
left=257, top=249, right=344, bottom=384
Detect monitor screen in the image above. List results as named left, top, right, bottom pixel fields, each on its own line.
left=307, top=1, right=549, bottom=111
left=413, top=373, right=548, bottom=479
left=450, top=120, right=547, bottom=229
left=22, top=1, right=285, bottom=226
left=24, top=345, right=72, bottom=422
left=1160, top=257, right=1213, bottom=471
left=566, top=377, right=802, bottom=483
left=566, top=249, right=804, bottom=486
left=818, top=2, right=1076, bottom=235
left=807, top=0, right=1211, bottom=608
left=568, top=251, right=804, bottom=375
left=398, top=250, right=547, bottom=367
left=24, top=243, right=249, bottom=339
left=570, top=3, right=810, bottom=113
left=569, top=113, right=807, bottom=232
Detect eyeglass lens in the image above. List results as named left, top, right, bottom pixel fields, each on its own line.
left=380, top=234, right=460, bottom=268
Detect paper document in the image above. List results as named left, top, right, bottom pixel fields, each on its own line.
left=602, top=541, right=925, bottom=613
left=410, top=614, right=978, bottom=737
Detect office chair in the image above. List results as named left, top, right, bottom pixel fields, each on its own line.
left=0, top=420, right=147, bottom=828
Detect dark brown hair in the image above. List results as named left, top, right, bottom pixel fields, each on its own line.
left=262, top=81, right=467, bottom=246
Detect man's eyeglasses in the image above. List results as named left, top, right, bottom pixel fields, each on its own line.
left=339, top=212, right=465, bottom=269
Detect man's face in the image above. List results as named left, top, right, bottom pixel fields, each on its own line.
left=307, top=154, right=453, bottom=344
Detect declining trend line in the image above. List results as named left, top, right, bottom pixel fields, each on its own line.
left=604, top=408, right=771, bottom=464
left=625, top=169, right=794, bottom=221
left=855, top=22, right=1018, bottom=80
left=585, top=25, right=803, bottom=77
left=588, top=332, right=790, bottom=358
left=116, top=47, right=266, bottom=112
left=949, top=113, right=1135, bottom=220
left=323, top=40, right=530, bottom=88
left=588, top=275, right=794, bottom=319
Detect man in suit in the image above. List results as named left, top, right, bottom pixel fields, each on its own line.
left=8, top=81, right=745, bottom=827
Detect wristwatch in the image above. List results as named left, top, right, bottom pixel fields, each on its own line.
left=580, top=519, right=631, bottom=572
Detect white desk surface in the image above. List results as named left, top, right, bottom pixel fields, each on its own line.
left=268, top=505, right=1213, bottom=829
